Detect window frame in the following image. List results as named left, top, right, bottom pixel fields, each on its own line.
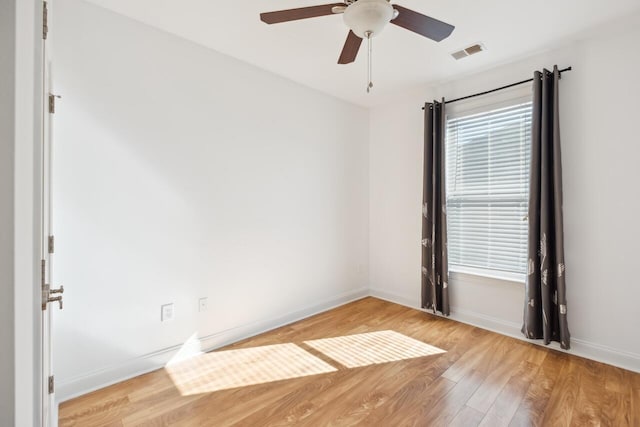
left=444, top=85, right=533, bottom=284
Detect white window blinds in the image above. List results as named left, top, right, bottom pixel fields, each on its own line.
left=445, top=101, right=532, bottom=276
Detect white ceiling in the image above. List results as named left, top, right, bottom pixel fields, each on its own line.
left=84, top=0, right=640, bottom=107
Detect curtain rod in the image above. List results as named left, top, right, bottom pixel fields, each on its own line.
left=421, top=66, right=572, bottom=110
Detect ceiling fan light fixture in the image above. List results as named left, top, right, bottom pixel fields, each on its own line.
left=343, top=0, right=394, bottom=39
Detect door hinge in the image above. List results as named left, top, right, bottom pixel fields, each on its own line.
left=48, top=94, right=56, bottom=114
left=48, top=375, right=54, bottom=394
left=42, top=2, right=48, bottom=40
left=48, top=235, right=55, bottom=254
left=48, top=94, right=61, bottom=114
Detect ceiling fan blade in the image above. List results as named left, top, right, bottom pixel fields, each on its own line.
left=390, top=5, right=454, bottom=42
left=338, top=30, right=362, bottom=64
left=260, top=3, right=346, bottom=24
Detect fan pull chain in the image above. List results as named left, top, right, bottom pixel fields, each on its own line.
left=366, top=31, right=373, bottom=93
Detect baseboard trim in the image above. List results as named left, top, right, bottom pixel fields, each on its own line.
left=56, top=287, right=369, bottom=403
left=368, top=288, right=640, bottom=373
left=57, top=285, right=640, bottom=403
left=368, top=288, right=419, bottom=310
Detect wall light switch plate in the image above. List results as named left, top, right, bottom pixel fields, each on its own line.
left=161, top=303, right=174, bottom=322
left=198, top=297, right=208, bottom=312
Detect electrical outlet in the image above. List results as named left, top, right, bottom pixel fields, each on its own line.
left=198, top=297, right=208, bottom=312
left=161, top=303, right=174, bottom=322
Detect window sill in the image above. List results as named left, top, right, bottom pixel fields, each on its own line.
left=449, top=265, right=525, bottom=284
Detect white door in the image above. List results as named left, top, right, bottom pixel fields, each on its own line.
left=41, top=1, right=62, bottom=425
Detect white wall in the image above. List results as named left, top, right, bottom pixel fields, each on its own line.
left=14, top=0, right=42, bottom=424
left=2, top=0, right=42, bottom=424
left=0, top=0, right=17, bottom=421
left=369, top=12, right=640, bottom=371
left=52, top=0, right=369, bottom=401
left=0, top=0, right=41, bottom=426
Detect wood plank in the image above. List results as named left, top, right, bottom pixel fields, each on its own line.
left=541, top=355, right=581, bottom=427
left=510, top=350, right=567, bottom=427
left=450, top=405, right=485, bottom=427
left=440, top=330, right=500, bottom=382
left=425, top=368, right=488, bottom=425
left=570, top=358, right=614, bottom=427
left=362, top=376, right=457, bottom=426
left=479, top=360, right=541, bottom=427
left=466, top=340, right=530, bottom=413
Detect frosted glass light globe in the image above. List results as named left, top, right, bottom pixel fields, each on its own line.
left=343, top=0, right=394, bottom=39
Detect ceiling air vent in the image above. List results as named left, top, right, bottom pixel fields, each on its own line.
left=451, top=43, right=486, bottom=60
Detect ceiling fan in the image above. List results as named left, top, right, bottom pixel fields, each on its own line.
left=260, top=0, right=455, bottom=67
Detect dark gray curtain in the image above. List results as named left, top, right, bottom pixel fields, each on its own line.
left=422, top=100, right=449, bottom=316
left=522, top=65, right=570, bottom=349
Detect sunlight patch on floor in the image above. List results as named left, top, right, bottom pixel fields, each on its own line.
left=165, top=343, right=337, bottom=395
left=304, top=330, right=446, bottom=368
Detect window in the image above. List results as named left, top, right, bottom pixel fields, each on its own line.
left=445, top=101, right=532, bottom=279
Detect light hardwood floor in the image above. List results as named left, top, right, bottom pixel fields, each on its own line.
left=59, top=297, right=640, bottom=426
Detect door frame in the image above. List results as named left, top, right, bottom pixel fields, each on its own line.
left=41, top=0, right=58, bottom=420
left=13, top=0, right=45, bottom=425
